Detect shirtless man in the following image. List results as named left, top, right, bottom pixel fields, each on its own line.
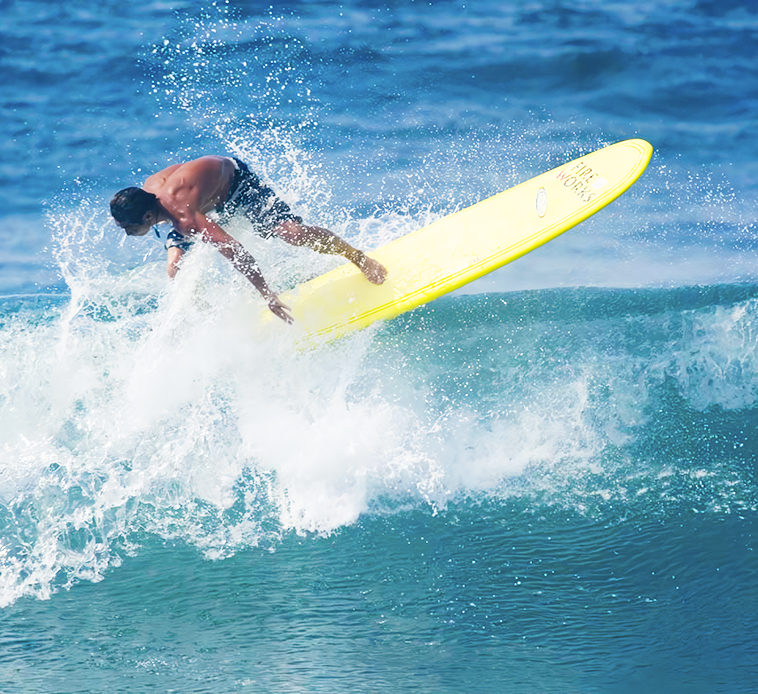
left=110, top=155, right=387, bottom=323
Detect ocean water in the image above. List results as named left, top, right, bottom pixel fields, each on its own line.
left=1, top=0, right=757, bottom=691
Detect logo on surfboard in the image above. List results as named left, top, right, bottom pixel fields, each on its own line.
left=556, top=161, right=608, bottom=203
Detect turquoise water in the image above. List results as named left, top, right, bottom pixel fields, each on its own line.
left=2, top=1, right=757, bottom=692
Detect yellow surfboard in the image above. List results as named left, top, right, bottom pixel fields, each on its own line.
left=267, top=138, right=652, bottom=341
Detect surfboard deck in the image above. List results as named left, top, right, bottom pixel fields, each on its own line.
left=264, top=138, right=653, bottom=342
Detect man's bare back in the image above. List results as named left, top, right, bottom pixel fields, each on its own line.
left=110, top=155, right=387, bottom=323
left=143, top=156, right=236, bottom=219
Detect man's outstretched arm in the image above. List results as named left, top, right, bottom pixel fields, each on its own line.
left=177, top=212, right=293, bottom=323
left=215, top=235, right=293, bottom=324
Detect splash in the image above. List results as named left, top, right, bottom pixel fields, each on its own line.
left=3, top=3, right=757, bottom=609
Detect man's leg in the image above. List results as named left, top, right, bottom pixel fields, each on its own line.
left=274, top=219, right=387, bottom=284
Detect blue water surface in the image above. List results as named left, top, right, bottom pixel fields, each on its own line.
left=1, top=1, right=757, bottom=692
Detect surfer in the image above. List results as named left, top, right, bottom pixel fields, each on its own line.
left=110, top=155, right=387, bottom=323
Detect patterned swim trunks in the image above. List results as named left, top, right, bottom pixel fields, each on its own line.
left=215, top=157, right=303, bottom=239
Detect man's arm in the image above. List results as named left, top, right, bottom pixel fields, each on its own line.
left=167, top=246, right=184, bottom=278
left=177, top=211, right=293, bottom=323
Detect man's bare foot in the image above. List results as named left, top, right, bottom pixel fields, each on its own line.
left=353, top=253, right=387, bottom=284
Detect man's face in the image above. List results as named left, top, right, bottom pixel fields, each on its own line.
left=116, top=216, right=151, bottom=236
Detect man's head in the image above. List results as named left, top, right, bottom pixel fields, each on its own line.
left=110, top=187, right=159, bottom=235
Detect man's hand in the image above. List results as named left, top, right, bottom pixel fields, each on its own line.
left=267, top=294, right=294, bottom=324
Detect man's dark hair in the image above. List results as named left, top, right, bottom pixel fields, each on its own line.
left=110, top=187, right=159, bottom=225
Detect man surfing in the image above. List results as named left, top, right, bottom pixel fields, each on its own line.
left=110, top=155, right=387, bottom=323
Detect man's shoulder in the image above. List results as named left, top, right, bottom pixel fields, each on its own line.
left=188, top=155, right=229, bottom=172
left=147, top=155, right=225, bottom=183
left=144, top=162, right=183, bottom=190
left=174, top=155, right=234, bottom=186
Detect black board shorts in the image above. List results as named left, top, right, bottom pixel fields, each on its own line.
left=215, top=157, right=303, bottom=239
left=164, top=229, right=194, bottom=252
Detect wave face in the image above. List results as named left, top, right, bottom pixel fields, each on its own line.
left=1, top=284, right=757, bottom=691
